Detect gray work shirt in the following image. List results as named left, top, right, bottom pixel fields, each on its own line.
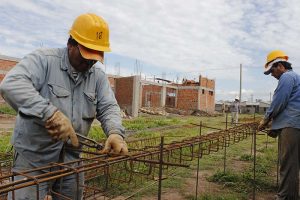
left=0, top=48, right=124, bottom=166
left=230, top=101, right=240, bottom=113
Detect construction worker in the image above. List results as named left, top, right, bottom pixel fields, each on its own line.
left=0, top=13, right=128, bottom=199
left=258, top=50, right=300, bottom=199
left=230, top=96, right=240, bottom=125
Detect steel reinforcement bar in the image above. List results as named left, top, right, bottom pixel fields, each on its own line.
left=0, top=122, right=258, bottom=199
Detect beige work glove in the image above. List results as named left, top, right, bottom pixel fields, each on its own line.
left=102, top=133, right=128, bottom=156
left=45, top=110, right=79, bottom=147
left=258, top=118, right=270, bottom=131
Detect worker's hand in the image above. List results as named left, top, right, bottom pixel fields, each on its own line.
left=258, top=118, right=269, bottom=131
left=267, top=129, right=281, bottom=138
left=102, top=134, right=128, bottom=156
left=45, top=110, right=79, bottom=147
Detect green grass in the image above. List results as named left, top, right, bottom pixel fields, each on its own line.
left=0, top=104, right=17, bottom=115
left=0, top=134, right=12, bottom=153
left=122, top=116, right=181, bottom=131
left=206, top=136, right=278, bottom=194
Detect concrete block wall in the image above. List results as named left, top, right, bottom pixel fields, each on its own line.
left=142, top=85, right=162, bottom=107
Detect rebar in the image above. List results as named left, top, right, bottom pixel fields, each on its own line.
left=0, top=122, right=258, bottom=199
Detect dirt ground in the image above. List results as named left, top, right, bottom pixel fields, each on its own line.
left=135, top=170, right=276, bottom=200
left=0, top=114, right=15, bottom=133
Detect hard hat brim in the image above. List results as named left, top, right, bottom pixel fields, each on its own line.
left=78, top=44, right=104, bottom=63
left=264, top=65, right=272, bottom=75
left=264, top=57, right=288, bottom=75
left=264, top=69, right=272, bottom=75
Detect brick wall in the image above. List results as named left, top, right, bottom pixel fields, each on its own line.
left=199, top=89, right=215, bottom=112
left=176, top=89, right=199, bottom=110
left=0, top=58, right=18, bottom=82
left=0, top=57, right=19, bottom=103
left=199, top=76, right=215, bottom=89
left=115, top=76, right=134, bottom=113
left=142, top=85, right=162, bottom=107
left=107, top=76, right=115, bottom=92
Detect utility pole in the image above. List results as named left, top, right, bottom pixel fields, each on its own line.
left=239, top=64, right=242, bottom=102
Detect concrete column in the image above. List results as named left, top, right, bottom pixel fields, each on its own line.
left=132, top=75, right=141, bottom=117
left=197, top=87, right=201, bottom=110
left=160, top=85, right=166, bottom=107
left=206, top=89, right=208, bottom=112
left=175, top=88, right=178, bottom=108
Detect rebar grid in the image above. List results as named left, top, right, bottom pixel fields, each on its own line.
left=0, top=122, right=258, bottom=199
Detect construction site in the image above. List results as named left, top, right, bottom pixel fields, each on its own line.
left=1, top=1, right=300, bottom=199
left=0, top=55, right=280, bottom=199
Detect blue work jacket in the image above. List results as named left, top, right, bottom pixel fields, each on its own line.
left=0, top=48, right=124, bottom=166
left=265, top=70, right=300, bottom=130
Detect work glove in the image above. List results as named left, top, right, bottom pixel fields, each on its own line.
left=45, top=110, right=79, bottom=147
left=258, top=118, right=270, bottom=131
left=102, top=133, right=128, bottom=156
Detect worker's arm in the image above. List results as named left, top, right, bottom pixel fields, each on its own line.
left=264, top=73, right=294, bottom=121
left=94, top=68, right=125, bottom=137
left=94, top=67, right=128, bottom=155
left=0, top=50, right=57, bottom=121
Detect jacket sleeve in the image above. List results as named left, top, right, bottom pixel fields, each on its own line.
left=0, top=51, right=57, bottom=121
left=265, top=73, right=294, bottom=120
left=95, top=71, right=125, bottom=137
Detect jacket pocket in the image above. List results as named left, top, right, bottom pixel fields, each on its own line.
left=48, top=83, right=71, bottom=113
left=48, top=83, right=71, bottom=98
left=82, top=91, right=96, bottom=119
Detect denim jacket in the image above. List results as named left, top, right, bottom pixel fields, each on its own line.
left=265, top=70, right=300, bottom=130
left=0, top=48, right=124, bottom=166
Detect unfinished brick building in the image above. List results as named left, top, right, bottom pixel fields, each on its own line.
left=113, top=75, right=215, bottom=117
left=0, top=55, right=215, bottom=117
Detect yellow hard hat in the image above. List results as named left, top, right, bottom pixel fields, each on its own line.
left=264, top=50, right=288, bottom=75
left=69, top=13, right=111, bottom=53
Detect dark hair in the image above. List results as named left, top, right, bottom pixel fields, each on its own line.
left=67, top=36, right=78, bottom=46
left=273, top=61, right=292, bottom=70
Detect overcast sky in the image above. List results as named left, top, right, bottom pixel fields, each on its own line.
left=1, top=0, right=299, bottom=101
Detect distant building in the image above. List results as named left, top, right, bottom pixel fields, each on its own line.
left=216, top=100, right=270, bottom=114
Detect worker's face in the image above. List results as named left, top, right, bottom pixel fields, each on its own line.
left=270, top=63, right=285, bottom=80
left=68, top=44, right=97, bottom=72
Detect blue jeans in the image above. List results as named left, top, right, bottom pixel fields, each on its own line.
left=8, top=150, right=83, bottom=200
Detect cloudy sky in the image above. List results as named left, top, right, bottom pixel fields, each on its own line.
left=1, top=0, right=299, bottom=101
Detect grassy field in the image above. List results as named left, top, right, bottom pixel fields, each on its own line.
left=0, top=113, right=279, bottom=199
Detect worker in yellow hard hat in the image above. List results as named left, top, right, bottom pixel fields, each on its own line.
left=258, top=50, right=300, bottom=199
left=0, top=13, right=128, bottom=199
